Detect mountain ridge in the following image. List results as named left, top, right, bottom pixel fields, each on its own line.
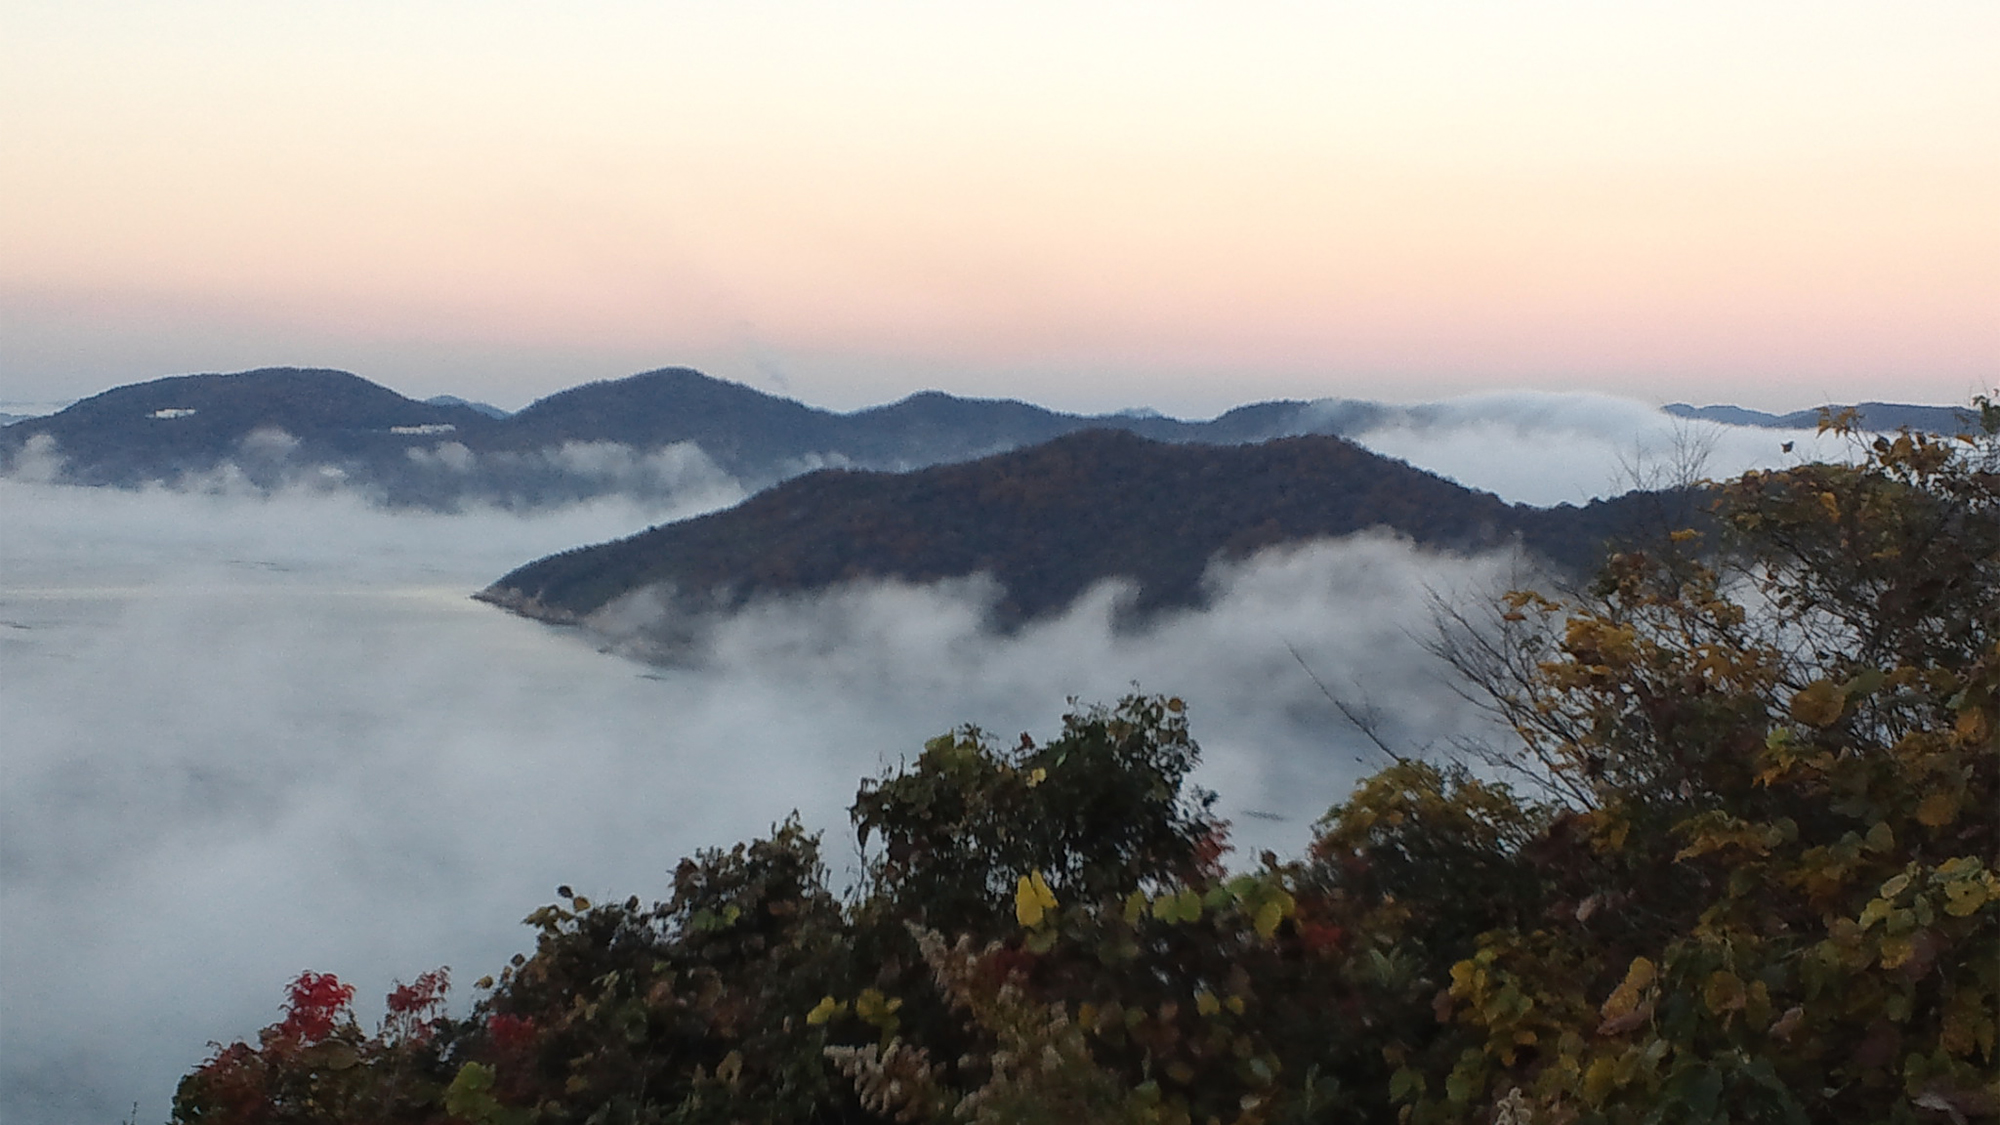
left=1, top=366, right=1346, bottom=505
left=476, top=428, right=1701, bottom=649
left=3, top=364, right=1970, bottom=511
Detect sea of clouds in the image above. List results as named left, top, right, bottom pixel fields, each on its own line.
left=0, top=393, right=1835, bottom=1124
left=1333, top=390, right=1850, bottom=506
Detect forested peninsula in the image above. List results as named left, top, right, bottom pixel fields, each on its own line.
left=477, top=428, right=1701, bottom=637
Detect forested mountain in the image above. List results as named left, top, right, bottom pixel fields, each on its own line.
left=478, top=429, right=1696, bottom=636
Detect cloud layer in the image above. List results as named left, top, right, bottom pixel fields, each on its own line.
left=0, top=480, right=1523, bottom=1124
left=1334, top=391, right=1846, bottom=505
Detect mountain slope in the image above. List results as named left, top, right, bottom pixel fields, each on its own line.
left=496, top=368, right=840, bottom=467
left=478, top=429, right=1692, bottom=632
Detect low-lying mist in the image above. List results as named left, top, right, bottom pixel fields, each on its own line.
left=3, top=484, right=1513, bottom=1125
left=1333, top=391, right=1848, bottom=505
left=0, top=393, right=1829, bottom=1123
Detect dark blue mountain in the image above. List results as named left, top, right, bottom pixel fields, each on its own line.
left=0, top=366, right=1348, bottom=505
left=1662, top=401, right=1975, bottom=434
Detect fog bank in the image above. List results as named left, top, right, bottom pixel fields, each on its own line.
left=3, top=482, right=1512, bottom=1125
left=1334, top=391, right=1845, bottom=505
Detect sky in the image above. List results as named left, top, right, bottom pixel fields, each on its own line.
left=3, top=2, right=1997, bottom=415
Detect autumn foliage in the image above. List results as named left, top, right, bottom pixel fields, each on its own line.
left=175, top=409, right=1998, bottom=1124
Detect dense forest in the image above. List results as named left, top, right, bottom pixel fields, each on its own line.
left=173, top=409, right=1997, bottom=1124
left=479, top=429, right=1701, bottom=635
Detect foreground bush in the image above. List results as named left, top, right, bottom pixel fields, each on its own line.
left=176, top=411, right=1998, bottom=1124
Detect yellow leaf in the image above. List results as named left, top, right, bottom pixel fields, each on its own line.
left=1879, top=935, right=1915, bottom=969
left=806, top=995, right=840, bottom=1025
left=1790, top=680, right=1847, bottom=727
left=1943, top=879, right=1988, bottom=917
left=1956, top=706, right=1992, bottom=745
left=1583, top=1056, right=1618, bottom=1103
left=1859, top=897, right=1892, bottom=929
left=855, top=988, right=902, bottom=1027
left=1450, top=960, right=1479, bottom=995
left=1916, top=792, right=1960, bottom=827
left=1599, top=956, right=1656, bottom=1024
left=1196, top=990, right=1221, bottom=1017
left=1703, top=970, right=1747, bottom=1014
left=1253, top=900, right=1285, bottom=940
left=1015, top=876, right=1043, bottom=927
left=1015, top=869, right=1057, bottom=928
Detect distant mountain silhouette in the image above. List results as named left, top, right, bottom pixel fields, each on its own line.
left=1662, top=402, right=1976, bottom=434
left=0, top=366, right=1360, bottom=506
left=486, top=369, right=1373, bottom=476
left=3, top=364, right=1968, bottom=513
left=423, top=394, right=510, bottom=418
left=477, top=429, right=1698, bottom=642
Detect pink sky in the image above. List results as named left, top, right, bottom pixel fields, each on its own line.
left=2, top=2, right=1995, bottom=415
